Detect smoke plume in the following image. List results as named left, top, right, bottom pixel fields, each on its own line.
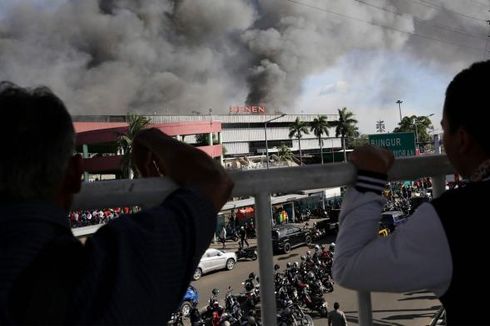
left=0, top=0, right=487, bottom=115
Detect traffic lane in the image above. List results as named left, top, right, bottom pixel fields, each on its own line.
left=192, top=244, right=351, bottom=323
left=192, top=233, right=338, bottom=296
left=191, top=244, right=441, bottom=325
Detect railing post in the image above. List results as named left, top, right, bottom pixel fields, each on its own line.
left=254, top=192, right=277, bottom=326
left=431, top=134, right=447, bottom=199
left=431, top=175, right=446, bottom=199
left=357, top=291, right=373, bottom=326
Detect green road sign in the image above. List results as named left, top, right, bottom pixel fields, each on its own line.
left=368, top=132, right=416, bottom=157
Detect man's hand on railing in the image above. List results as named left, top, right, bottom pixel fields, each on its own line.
left=349, top=144, right=395, bottom=175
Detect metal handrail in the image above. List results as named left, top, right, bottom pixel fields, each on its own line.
left=430, top=306, right=446, bottom=326
left=73, top=155, right=451, bottom=209
left=72, top=154, right=453, bottom=326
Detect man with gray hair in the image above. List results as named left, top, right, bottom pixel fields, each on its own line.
left=0, top=82, right=233, bottom=324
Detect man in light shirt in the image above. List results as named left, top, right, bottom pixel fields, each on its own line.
left=333, top=60, right=490, bottom=325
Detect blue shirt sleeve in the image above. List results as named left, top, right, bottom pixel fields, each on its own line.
left=69, top=187, right=217, bottom=325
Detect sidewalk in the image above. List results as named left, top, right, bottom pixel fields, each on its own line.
left=210, top=237, right=257, bottom=251
left=209, top=218, right=329, bottom=251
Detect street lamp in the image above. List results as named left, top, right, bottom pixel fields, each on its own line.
left=396, top=100, right=403, bottom=122
left=264, top=114, right=286, bottom=169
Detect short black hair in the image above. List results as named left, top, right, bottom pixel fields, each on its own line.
left=0, top=81, right=75, bottom=200
left=334, top=302, right=340, bottom=310
left=444, top=60, right=490, bottom=154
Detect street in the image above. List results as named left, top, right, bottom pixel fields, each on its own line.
left=191, top=235, right=441, bottom=325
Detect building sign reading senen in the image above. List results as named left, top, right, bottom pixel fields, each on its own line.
left=229, top=105, right=266, bottom=114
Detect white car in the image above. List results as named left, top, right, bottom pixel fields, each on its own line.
left=193, top=248, right=237, bottom=280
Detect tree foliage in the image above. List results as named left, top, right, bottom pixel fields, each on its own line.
left=350, top=134, right=369, bottom=148
left=331, top=107, right=358, bottom=161
left=276, top=143, right=293, bottom=162
left=195, top=133, right=218, bottom=145
left=393, top=115, right=433, bottom=144
left=288, top=117, right=310, bottom=164
left=309, top=115, right=330, bottom=164
left=118, top=113, right=151, bottom=179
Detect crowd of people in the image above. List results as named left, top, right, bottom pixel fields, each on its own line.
left=68, top=207, right=140, bottom=228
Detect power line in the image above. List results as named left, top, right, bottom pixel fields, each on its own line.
left=401, top=0, right=485, bottom=23
left=286, top=0, right=485, bottom=53
left=424, top=0, right=489, bottom=12
left=352, top=0, right=486, bottom=40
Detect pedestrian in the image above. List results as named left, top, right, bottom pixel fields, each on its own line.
left=332, top=60, right=490, bottom=325
left=328, top=302, right=347, bottom=326
left=220, top=225, right=227, bottom=249
left=239, top=226, right=249, bottom=248
left=231, top=210, right=237, bottom=229
left=0, top=82, right=233, bottom=325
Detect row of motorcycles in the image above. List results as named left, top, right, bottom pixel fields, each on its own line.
left=168, top=244, right=335, bottom=326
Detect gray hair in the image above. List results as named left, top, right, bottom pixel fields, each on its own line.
left=0, top=82, right=75, bottom=200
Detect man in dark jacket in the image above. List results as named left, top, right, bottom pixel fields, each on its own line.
left=0, top=82, right=233, bottom=325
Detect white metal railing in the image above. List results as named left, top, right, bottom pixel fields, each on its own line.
left=72, top=155, right=453, bottom=326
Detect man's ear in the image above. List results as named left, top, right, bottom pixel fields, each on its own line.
left=62, top=154, right=84, bottom=194
left=457, top=128, right=472, bottom=155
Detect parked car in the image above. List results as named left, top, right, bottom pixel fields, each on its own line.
left=193, top=248, right=237, bottom=280
left=272, top=224, right=311, bottom=254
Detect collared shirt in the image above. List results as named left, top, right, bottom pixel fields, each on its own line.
left=0, top=188, right=216, bottom=325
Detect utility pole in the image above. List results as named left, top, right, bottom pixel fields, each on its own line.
left=396, top=100, right=403, bottom=123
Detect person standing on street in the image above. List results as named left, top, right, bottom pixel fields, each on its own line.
left=239, top=226, right=249, bottom=248
left=333, top=60, right=490, bottom=325
left=220, top=225, right=227, bottom=249
left=328, top=302, right=347, bottom=326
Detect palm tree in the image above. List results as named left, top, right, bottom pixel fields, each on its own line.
left=394, top=115, right=433, bottom=147
left=276, top=144, right=293, bottom=162
left=309, top=115, right=330, bottom=164
left=333, top=107, right=358, bottom=162
left=118, top=113, right=151, bottom=179
left=288, top=117, right=310, bottom=165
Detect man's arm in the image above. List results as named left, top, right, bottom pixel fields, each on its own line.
left=332, top=145, right=452, bottom=296
left=132, top=128, right=233, bottom=212
left=69, top=129, right=233, bottom=324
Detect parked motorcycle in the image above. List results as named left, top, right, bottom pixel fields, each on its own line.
left=167, top=311, right=184, bottom=326
left=202, top=289, right=224, bottom=325
left=236, top=245, right=258, bottom=261
left=180, top=285, right=199, bottom=317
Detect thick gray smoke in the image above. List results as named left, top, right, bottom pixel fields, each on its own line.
left=0, top=0, right=487, bottom=115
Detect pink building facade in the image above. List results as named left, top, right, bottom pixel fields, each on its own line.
left=75, top=121, right=223, bottom=175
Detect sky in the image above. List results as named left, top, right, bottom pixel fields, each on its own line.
left=0, top=0, right=488, bottom=134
